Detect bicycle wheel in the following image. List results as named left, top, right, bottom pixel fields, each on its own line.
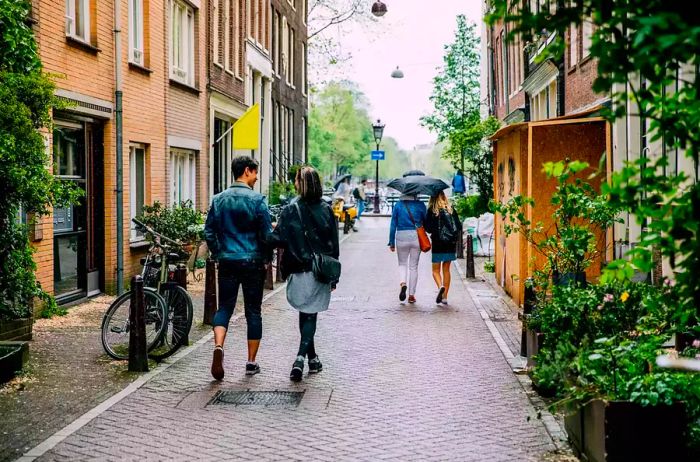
left=148, top=283, right=194, bottom=361
left=101, top=288, right=167, bottom=360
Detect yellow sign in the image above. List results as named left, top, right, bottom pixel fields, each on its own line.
left=232, top=103, right=260, bottom=150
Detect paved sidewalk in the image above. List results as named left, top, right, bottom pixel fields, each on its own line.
left=23, top=219, right=567, bottom=461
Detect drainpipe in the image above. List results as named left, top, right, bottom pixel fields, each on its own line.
left=114, top=0, right=124, bottom=294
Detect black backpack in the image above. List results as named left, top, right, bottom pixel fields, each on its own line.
left=352, top=187, right=361, bottom=200
left=438, top=210, right=458, bottom=243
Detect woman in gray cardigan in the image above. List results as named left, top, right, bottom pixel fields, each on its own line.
left=267, top=166, right=340, bottom=382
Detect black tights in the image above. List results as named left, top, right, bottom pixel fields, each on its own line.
left=297, top=312, right=318, bottom=359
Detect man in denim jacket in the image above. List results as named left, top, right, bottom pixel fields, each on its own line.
left=204, top=156, right=272, bottom=380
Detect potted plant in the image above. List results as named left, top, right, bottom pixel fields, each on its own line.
left=135, top=200, right=205, bottom=258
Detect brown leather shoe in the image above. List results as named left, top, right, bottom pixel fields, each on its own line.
left=408, top=295, right=416, bottom=304
left=211, top=347, right=224, bottom=381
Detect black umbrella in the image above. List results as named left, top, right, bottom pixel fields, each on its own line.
left=387, top=175, right=450, bottom=197
left=333, top=174, right=352, bottom=190
left=402, top=169, right=426, bottom=177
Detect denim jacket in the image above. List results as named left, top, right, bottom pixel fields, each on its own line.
left=204, top=182, right=272, bottom=263
left=388, top=199, right=427, bottom=247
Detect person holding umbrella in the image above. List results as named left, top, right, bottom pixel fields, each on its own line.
left=388, top=191, right=426, bottom=304
left=423, top=191, right=462, bottom=305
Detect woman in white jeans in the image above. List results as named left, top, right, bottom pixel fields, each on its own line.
left=388, top=195, right=428, bottom=303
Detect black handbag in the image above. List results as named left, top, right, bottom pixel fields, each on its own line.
left=294, top=202, right=341, bottom=284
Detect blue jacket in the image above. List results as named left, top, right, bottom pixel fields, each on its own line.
left=388, top=199, right=427, bottom=247
left=452, top=174, right=466, bottom=193
left=204, top=182, right=272, bottom=263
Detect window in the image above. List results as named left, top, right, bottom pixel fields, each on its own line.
left=531, top=80, right=557, bottom=121
left=272, top=10, right=278, bottom=74
left=65, top=0, right=91, bottom=43
left=129, top=0, right=144, bottom=65
left=301, top=42, right=307, bottom=94
left=282, top=17, right=289, bottom=79
left=237, top=0, right=244, bottom=76
left=224, top=0, right=232, bottom=72
left=569, top=24, right=579, bottom=67
left=130, top=145, right=146, bottom=241
left=213, top=0, right=221, bottom=65
left=288, top=109, right=294, bottom=162
left=170, top=0, right=195, bottom=86
left=213, top=119, right=232, bottom=195
left=301, top=116, right=306, bottom=162
left=582, top=19, right=593, bottom=58
left=288, top=27, right=295, bottom=86
left=170, top=149, right=196, bottom=205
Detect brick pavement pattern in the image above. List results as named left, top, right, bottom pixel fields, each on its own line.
left=36, top=219, right=559, bottom=461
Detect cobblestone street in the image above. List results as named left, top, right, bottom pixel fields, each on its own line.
left=21, top=218, right=565, bottom=461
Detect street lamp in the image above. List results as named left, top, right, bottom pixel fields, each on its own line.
left=390, top=66, right=404, bottom=78
left=371, top=1, right=387, bottom=17
left=372, top=119, right=385, bottom=214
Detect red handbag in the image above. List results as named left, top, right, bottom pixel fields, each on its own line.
left=404, top=203, right=431, bottom=252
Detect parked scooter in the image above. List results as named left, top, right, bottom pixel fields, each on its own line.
left=322, top=195, right=357, bottom=234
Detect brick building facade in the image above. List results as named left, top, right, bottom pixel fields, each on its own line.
left=270, top=0, right=308, bottom=182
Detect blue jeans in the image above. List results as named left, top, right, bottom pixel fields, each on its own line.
left=213, top=260, right=266, bottom=340
left=357, top=199, right=365, bottom=219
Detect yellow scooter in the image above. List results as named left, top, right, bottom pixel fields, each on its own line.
left=331, top=198, right=358, bottom=234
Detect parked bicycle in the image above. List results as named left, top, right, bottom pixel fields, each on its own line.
left=101, top=219, right=194, bottom=361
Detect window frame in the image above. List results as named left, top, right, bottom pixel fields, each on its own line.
left=170, top=0, right=196, bottom=87
left=129, top=144, right=147, bottom=242
left=65, top=0, right=91, bottom=44
left=129, top=0, right=145, bottom=65
left=170, top=148, right=197, bottom=206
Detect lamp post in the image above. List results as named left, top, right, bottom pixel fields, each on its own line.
left=372, top=119, right=385, bottom=214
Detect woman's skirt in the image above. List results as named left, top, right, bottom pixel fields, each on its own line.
left=432, top=252, right=457, bottom=263
left=286, top=271, right=332, bottom=313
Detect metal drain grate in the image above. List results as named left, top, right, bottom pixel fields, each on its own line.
left=209, top=390, right=305, bottom=407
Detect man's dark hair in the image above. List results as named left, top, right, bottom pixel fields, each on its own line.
left=231, top=156, right=259, bottom=179
left=361, top=178, right=367, bottom=184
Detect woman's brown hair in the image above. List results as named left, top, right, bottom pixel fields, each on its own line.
left=295, top=166, right=323, bottom=201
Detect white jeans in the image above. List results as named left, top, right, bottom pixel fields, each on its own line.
left=395, top=230, right=421, bottom=295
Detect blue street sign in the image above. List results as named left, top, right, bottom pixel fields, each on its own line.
left=371, top=150, right=385, bottom=160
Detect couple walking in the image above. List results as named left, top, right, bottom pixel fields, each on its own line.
left=204, top=157, right=339, bottom=383
left=388, top=191, right=462, bottom=304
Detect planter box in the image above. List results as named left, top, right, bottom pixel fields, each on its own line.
left=0, top=317, right=33, bottom=341
left=565, top=400, right=688, bottom=461
left=0, top=341, right=29, bottom=383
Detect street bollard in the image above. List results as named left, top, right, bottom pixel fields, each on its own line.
left=456, top=228, right=465, bottom=259
left=175, top=264, right=187, bottom=290
left=465, top=235, right=475, bottom=278
left=203, top=258, right=217, bottom=326
left=128, top=275, right=149, bottom=372
left=521, top=278, right=536, bottom=358
left=264, top=257, right=274, bottom=290
left=275, top=248, right=284, bottom=282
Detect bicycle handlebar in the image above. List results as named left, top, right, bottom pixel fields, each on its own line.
left=131, top=218, right=182, bottom=247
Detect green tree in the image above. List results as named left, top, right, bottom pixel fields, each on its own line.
left=0, top=0, right=80, bottom=319
left=420, top=15, right=481, bottom=171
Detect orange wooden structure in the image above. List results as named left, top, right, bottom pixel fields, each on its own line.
left=491, top=110, right=612, bottom=305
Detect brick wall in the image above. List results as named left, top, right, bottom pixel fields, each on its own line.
left=208, top=0, right=247, bottom=104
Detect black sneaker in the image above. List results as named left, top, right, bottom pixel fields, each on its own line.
left=308, top=357, right=323, bottom=374
left=211, top=347, right=224, bottom=381
left=245, top=362, right=260, bottom=376
left=436, top=286, right=445, bottom=304
left=290, top=357, right=304, bottom=382
left=399, top=285, right=407, bottom=302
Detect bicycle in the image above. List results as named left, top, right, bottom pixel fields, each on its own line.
left=101, top=219, right=194, bottom=361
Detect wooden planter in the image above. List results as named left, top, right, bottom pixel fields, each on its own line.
left=0, top=317, right=33, bottom=341
left=565, top=399, right=688, bottom=461
left=0, top=341, right=29, bottom=383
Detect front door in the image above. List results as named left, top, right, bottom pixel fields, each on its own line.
left=53, top=119, right=104, bottom=302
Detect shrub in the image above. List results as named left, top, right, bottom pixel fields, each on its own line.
left=135, top=200, right=205, bottom=246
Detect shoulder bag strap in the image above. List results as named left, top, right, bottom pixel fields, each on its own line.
left=403, top=201, right=418, bottom=228
left=294, top=202, right=318, bottom=256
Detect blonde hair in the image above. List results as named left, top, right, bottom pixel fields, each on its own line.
left=429, top=192, right=452, bottom=215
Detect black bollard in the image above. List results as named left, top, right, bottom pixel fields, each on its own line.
left=275, top=248, right=285, bottom=282
left=203, top=259, right=217, bottom=326
left=521, top=278, right=536, bottom=358
left=175, top=264, right=187, bottom=290
left=128, top=275, right=149, bottom=372
left=456, top=228, right=465, bottom=259
left=465, top=235, right=475, bottom=278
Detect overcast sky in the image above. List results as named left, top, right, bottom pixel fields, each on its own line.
left=318, top=0, right=483, bottom=151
